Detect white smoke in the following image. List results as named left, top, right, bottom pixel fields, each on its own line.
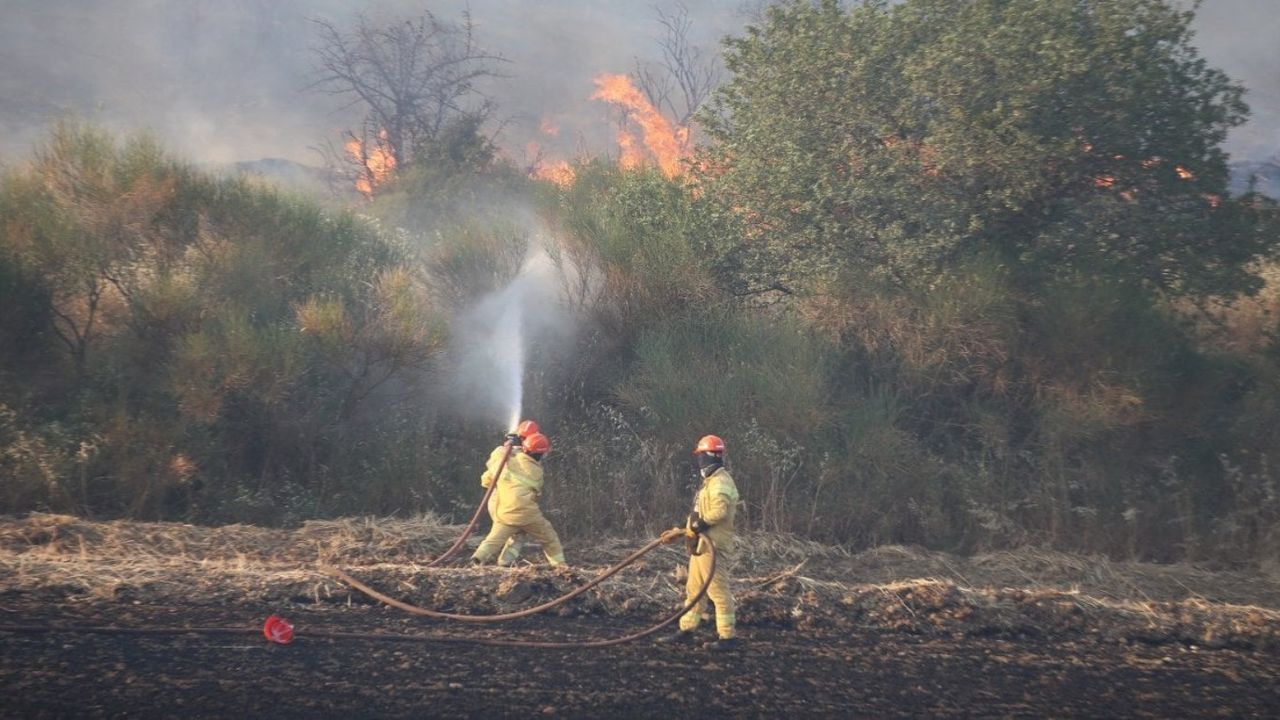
left=0, top=1, right=1272, bottom=164
left=1188, top=0, right=1280, bottom=159
left=0, top=0, right=742, bottom=166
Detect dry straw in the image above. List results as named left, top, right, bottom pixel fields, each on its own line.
left=2, top=513, right=1278, bottom=648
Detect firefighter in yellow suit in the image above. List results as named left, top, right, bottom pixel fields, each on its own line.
left=658, top=434, right=740, bottom=651
left=470, top=431, right=566, bottom=566
left=482, top=419, right=541, bottom=565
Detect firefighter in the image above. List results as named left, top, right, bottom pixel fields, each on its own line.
left=471, top=431, right=566, bottom=566
left=483, top=420, right=540, bottom=565
left=658, top=434, right=741, bottom=651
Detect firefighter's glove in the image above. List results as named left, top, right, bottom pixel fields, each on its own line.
left=689, top=512, right=711, bottom=535
left=504, top=433, right=521, bottom=446
left=659, top=528, right=686, bottom=545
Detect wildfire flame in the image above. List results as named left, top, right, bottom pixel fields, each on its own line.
left=523, top=76, right=693, bottom=186
left=526, top=138, right=577, bottom=188
left=533, top=159, right=576, bottom=188
left=1085, top=145, right=1199, bottom=203
left=345, top=129, right=397, bottom=197
left=616, top=128, right=646, bottom=171
left=591, top=73, right=689, bottom=177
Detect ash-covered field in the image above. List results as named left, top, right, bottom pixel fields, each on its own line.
left=2, top=513, right=1278, bottom=718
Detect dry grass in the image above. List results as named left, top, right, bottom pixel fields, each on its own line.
left=830, top=544, right=1280, bottom=608
left=2, top=514, right=1279, bottom=650
left=0, top=512, right=463, bottom=565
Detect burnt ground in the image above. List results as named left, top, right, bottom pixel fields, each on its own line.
left=3, top=600, right=1278, bottom=719
left=2, top=514, right=1279, bottom=718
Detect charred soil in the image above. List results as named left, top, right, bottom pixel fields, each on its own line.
left=2, top=514, right=1279, bottom=718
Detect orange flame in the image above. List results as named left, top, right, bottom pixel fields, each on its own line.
left=1175, top=165, right=1195, bottom=181
left=591, top=73, right=689, bottom=177
left=533, top=160, right=576, bottom=187
left=525, top=140, right=577, bottom=187
left=345, top=129, right=397, bottom=197
left=616, top=128, right=646, bottom=170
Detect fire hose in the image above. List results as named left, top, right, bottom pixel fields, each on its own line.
left=418, top=440, right=512, bottom=568
left=323, top=533, right=672, bottom=622
left=1, top=440, right=720, bottom=647
left=0, top=532, right=717, bottom=650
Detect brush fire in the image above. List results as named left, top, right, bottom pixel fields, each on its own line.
left=345, top=129, right=397, bottom=197
left=3, top=2, right=1278, bottom=718
left=524, top=72, right=693, bottom=188
left=591, top=73, right=691, bottom=178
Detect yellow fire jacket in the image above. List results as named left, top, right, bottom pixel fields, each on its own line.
left=481, top=446, right=547, bottom=527
left=690, top=466, right=739, bottom=554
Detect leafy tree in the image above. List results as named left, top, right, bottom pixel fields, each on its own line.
left=0, top=124, right=448, bottom=520
left=0, top=241, right=52, bottom=375
left=552, top=164, right=721, bottom=342
left=370, top=114, right=529, bottom=232
left=1, top=123, right=179, bottom=377
left=699, top=0, right=1270, bottom=297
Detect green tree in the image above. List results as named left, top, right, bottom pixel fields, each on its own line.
left=371, top=115, right=529, bottom=232
left=699, top=0, right=1269, bottom=297
left=1, top=123, right=179, bottom=377
left=0, top=124, right=448, bottom=520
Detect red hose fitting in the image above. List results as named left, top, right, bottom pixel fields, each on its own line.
left=263, top=615, right=294, bottom=644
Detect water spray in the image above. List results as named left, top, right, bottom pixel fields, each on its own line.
left=499, top=297, right=525, bottom=432
left=428, top=237, right=572, bottom=566
left=422, top=288, right=527, bottom=563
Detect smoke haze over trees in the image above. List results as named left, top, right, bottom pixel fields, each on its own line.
left=0, top=1, right=738, bottom=168
left=0, top=1, right=1276, bottom=168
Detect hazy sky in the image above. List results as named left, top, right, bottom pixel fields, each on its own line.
left=0, top=0, right=1275, bottom=168
left=1182, top=0, right=1280, bottom=159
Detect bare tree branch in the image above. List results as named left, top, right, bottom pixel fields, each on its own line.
left=634, top=2, right=724, bottom=126
left=308, top=9, right=508, bottom=179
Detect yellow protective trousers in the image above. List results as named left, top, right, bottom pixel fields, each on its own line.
left=679, top=549, right=735, bottom=639
left=486, top=495, right=523, bottom=565
left=472, top=514, right=565, bottom=566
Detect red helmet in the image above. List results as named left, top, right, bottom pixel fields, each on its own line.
left=516, top=419, right=540, bottom=438
left=523, top=432, right=551, bottom=455
left=694, top=434, right=726, bottom=455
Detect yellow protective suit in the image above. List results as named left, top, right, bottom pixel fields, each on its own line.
left=483, top=446, right=523, bottom=565
left=679, top=466, right=739, bottom=639
left=471, top=448, right=565, bottom=566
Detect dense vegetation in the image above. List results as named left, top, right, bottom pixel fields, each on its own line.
left=2, top=0, right=1277, bottom=562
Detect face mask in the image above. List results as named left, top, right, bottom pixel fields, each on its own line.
left=697, top=453, right=722, bottom=476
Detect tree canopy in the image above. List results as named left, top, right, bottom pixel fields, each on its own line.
left=698, top=0, right=1267, bottom=297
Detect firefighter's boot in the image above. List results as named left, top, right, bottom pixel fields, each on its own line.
left=705, top=636, right=740, bottom=652
left=654, top=629, right=700, bottom=646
